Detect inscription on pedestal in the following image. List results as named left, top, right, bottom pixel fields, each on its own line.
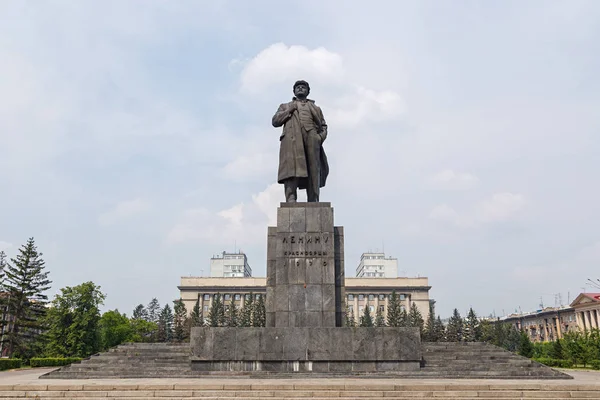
left=266, top=202, right=344, bottom=328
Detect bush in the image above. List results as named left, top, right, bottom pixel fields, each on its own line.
left=30, top=358, right=82, bottom=367
left=0, top=359, right=22, bottom=371
left=590, top=360, right=600, bottom=370
left=534, top=357, right=574, bottom=368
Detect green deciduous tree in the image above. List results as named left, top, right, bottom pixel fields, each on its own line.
left=157, top=304, right=174, bottom=342
left=3, top=238, right=52, bottom=359
left=173, top=300, right=188, bottom=342
left=386, top=291, right=402, bottom=327
left=446, top=309, right=463, bottom=342
left=463, top=308, right=481, bottom=342
left=99, top=310, right=133, bottom=349
left=252, top=295, right=265, bottom=327
left=359, top=303, right=374, bottom=327
left=44, top=281, right=105, bottom=358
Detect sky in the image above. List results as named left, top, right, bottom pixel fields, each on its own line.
left=1, top=0, right=599, bottom=319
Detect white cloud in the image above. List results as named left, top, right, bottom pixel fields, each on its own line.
left=167, top=184, right=282, bottom=246
left=239, top=43, right=345, bottom=94
left=98, top=198, right=151, bottom=226
left=476, top=192, right=527, bottom=223
left=429, top=169, right=478, bottom=190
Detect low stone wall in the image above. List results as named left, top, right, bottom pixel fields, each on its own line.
left=190, top=326, right=421, bottom=372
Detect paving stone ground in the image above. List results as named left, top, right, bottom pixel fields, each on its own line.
left=1, top=367, right=599, bottom=386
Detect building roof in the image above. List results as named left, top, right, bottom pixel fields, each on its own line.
left=570, top=292, right=600, bottom=307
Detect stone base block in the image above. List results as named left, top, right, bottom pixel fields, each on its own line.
left=190, top=326, right=421, bottom=373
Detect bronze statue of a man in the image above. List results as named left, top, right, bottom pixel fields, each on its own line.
left=272, top=80, right=329, bottom=202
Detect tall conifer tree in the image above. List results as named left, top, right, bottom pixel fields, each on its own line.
left=3, top=238, right=52, bottom=358
left=173, top=299, right=188, bottom=342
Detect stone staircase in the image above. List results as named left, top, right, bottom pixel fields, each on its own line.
left=418, top=342, right=570, bottom=378
left=41, top=341, right=570, bottom=379
left=41, top=342, right=194, bottom=379
left=3, top=381, right=600, bottom=399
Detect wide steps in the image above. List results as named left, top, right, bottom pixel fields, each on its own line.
left=2, top=383, right=600, bottom=399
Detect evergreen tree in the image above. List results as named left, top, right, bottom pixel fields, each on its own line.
left=386, top=291, right=402, bottom=327
left=423, top=302, right=437, bottom=342
left=374, top=307, right=385, bottom=327
left=157, top=304, right=174, bottom=342
left=492, top=320, right=508, bottom=347
left=252, top=294, right=266, bottom=327
left=505, top=325, right=521, bottom=352
left=208, top=293, right=225, bottom=327
left=446, top=308, right=464, bottom=342
left=463, top=308, right=481, bottom=342
left=3, top=238, right=52, bottom=358
left=190, top=298, right=203, bottom=328
left=434, top=316, right=446, bottom=341
left=408, top=302, right=424, bottom=334
left=0, top=250, right=6, bottom=286
left=345, top=307, right=356, bottom=327
left=146, top=298, right=161, bottom=323
left=479, top=319, right=494, bottom=342
left=359, top=303, right=374, bottom=327
left=173, top=299, right=188, bottom=342
left=549, top=339, right=564, bottom=360
left=132, top=304, right=148, bottom=320
left=517, top=330, right=534, bottom=358
left=226, top=299, right=238, bottom=327
left=399, top=307, right=408, bottom=327
left=239, top=293, right=254, bottom=327
left=44, top=281, right=105, bottom=358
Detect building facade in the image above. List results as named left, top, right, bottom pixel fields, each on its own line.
left=355, top=252, right=399, bottom=278
left=570, top=292, right=600, bottom=331
left=210, top=251, right=252, bottom=278
left=178, top=276, right=431, bottom=322
left=499, top=306, right=578, bottom=343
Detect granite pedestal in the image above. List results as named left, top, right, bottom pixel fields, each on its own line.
left=190, top=202, right=423, bottom=374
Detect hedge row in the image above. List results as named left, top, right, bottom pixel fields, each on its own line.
left=30, top=358, right=82, bottom=367
left=590, top=360, right=600, bottom=370
left=533, top=358, right=574, bottom=368
left=0, top=359, right=22, bottom=371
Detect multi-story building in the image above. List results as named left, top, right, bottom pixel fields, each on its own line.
left=178, top=276, right=431, bottom=321
left=356, top=252, right=399, bottom=278
left=499, top=306, right=578, bottom=343
left=570, top=292, right=600, bottom=331
left=210, top=251, right=252, bottom=278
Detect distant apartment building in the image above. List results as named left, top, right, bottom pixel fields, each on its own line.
left=356, top=252, right=398, bottom=278
left=499, top=306, right=578, bottom=343
left=210, top=251, right=252, bottom=278
left=178, top=276, right=431, bottom=322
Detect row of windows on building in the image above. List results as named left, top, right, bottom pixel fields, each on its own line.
left=347, top=294, right=407, bottom=301
left=201, top=293, right=263, bottom=301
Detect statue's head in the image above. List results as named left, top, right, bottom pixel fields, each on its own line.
left=293, top=80, right=310, bottom=99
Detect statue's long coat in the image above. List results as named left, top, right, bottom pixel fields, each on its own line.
left=272, top=99, right=329, bottom=189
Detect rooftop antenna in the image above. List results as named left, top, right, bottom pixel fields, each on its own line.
left=539, top=297, right=544, bottom=309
